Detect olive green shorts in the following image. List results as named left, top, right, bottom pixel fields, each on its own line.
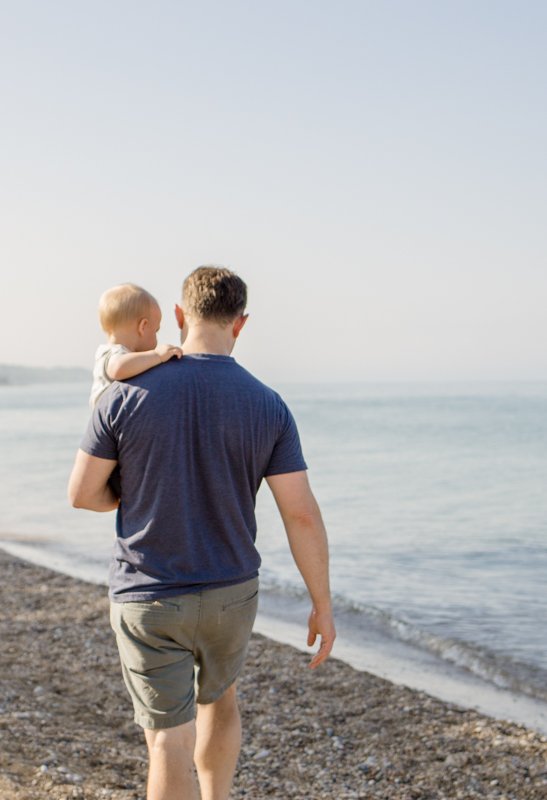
left=110, top=578, right=258, bottom=730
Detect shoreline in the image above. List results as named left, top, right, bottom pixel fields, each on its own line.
left=253, top=615, right=547, bottom=738
left=1, top=549, right=547, bottom=800
left=3, top=537, right=547, bottom=737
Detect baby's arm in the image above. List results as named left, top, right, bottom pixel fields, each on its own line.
left=106, top=344, right=183, bottom=381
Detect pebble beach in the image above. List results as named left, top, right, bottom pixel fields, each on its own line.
left=1, top=549, right=547, bottom=800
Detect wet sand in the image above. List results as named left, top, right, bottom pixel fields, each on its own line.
left=1, top=549, right=546, bottom=800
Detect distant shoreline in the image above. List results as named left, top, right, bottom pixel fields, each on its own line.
left=0, top=364, right=92, bottom=385
left=1, top=369, right=547, bottom=388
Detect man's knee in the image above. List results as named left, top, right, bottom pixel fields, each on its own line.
left=145, top=720, right=197, bottom=756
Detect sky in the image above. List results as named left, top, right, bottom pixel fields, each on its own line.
left=1, top=0, right=546, bottom=383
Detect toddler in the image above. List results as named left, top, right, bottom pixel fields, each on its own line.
left=90, top=283, right=182, bottom=407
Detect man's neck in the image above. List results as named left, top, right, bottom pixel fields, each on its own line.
left=181, top=322, right=235, bottom=357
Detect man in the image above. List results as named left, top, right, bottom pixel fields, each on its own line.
left=68, top=266, right=336, bottom=800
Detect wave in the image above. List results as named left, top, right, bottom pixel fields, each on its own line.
left=2, top=540, right=545, bottom=705
left=259, top=578, right=547, bottom=703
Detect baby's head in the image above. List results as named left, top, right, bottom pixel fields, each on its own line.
left=99, top=283, right=161, bottom=351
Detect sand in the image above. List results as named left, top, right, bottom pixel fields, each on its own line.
left=1, top=549, right=546, bottom=800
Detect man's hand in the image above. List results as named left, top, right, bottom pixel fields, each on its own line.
left=155, top=343, right=183, bottom=362
left=308, top=606, right=336, bottom=669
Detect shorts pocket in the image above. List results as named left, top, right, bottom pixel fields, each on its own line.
left=122, top=599, right=181, bottom=611
left=221, top=585, right=258, bottom=611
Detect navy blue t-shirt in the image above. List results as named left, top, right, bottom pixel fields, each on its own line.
left=80, top=354, right=307, bottom=602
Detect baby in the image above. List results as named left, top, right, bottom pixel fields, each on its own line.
left=90, top=283, right=182, bottom=407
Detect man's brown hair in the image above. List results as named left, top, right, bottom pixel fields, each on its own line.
left=182, top=266, right=247, bottom=323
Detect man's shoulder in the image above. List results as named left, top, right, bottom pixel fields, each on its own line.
left=226, top=363, right=291, bottom=414
left=99, top=357, right=286, bottom=415
left=229, top=362, right=280, bottom=395
left=93, top=379, right=130, bottom=415
left=130, top=356, right=279, bottom=394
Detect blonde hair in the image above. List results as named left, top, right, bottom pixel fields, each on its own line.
left=98, top=283, right=157, bottom=333
left=182, top=266, right=247, bottom=323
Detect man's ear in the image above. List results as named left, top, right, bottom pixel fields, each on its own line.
left=233, top=314, right=249, bottom=339
left=175, top=304, right=184, bottom=330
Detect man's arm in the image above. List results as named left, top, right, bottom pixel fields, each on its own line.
left=266, top=470, right=336, bottom=669
left=68, top=449, right=119, bottom=512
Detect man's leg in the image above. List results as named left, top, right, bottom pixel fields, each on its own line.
left=145, top=720, right=199, bottom=800
left=194, top=683, right=242, bottom=800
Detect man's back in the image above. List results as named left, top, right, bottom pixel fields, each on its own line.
left=81, top=354, right=307, bottom=601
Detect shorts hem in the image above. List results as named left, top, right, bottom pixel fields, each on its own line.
left=197, top=671, right=241, bottom=706
left=135, top=708, right=195, bottom=730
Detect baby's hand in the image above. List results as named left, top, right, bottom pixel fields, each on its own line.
left=155, top=344, right=183, bottom=362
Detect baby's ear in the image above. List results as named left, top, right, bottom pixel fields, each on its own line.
left=137, top=317, right=148, bottom=335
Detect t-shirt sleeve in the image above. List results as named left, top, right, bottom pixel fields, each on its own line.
left=264, top=401, right=308, bottom=477
left=80, top=393, right=120, bottom=461
left=101, top=344, right=131, bottom=380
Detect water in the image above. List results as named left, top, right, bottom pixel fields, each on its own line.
left=1, top=381, right=546, bottom=710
